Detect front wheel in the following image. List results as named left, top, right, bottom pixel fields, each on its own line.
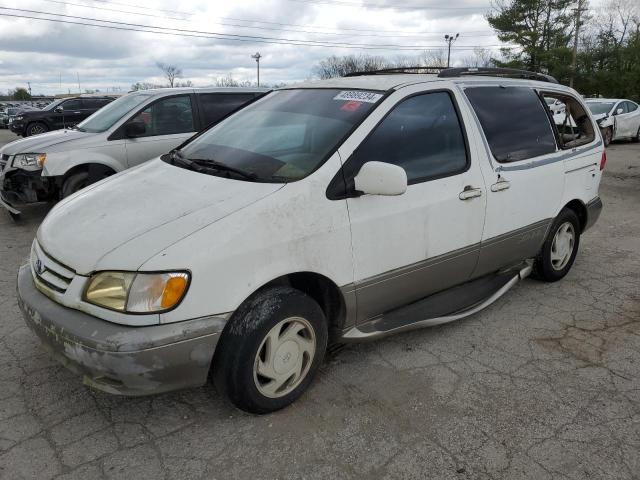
left=213, top=286, right=328, bottom=414
left=60, top=172, right=91, bottom=198
left=26, top=122, right=48, bottom=137
left=632, top=126, right=640, bottom=143
left=603, top=126, right=613, bottom=146
left=533, top=208, right=581, bottom=282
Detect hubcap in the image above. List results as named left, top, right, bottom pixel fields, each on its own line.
left=253, top=317, right=316, bottom=398
left=31, top=125, right=44, bottom=134
left=550, top=222, right=575, bottom=271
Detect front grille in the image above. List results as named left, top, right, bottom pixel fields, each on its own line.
left=31, top=241, right=76, bottom=294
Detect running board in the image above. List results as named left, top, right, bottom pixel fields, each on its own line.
left=340, top=263, right=533, bottom=342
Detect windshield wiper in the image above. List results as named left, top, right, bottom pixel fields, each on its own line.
left=168, top=150, right=258, bottom=181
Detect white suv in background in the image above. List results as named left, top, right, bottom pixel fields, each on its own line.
left=17, top=68, right=604, bottom=414
left=0, top=87, right=267, bottom=219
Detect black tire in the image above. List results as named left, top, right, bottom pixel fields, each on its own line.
left=61, top=171, right=91, bottom=198
left=25, top=122, right=48, bottom=137
left=213, top=286, right=328, bottom=414
left=603, top=126, right=613, bottom=146
left=632, top=126, right=640, bottom=143
left=9, top=211, right=21, bottom=222
left=533, top=208, right=581, bottom=282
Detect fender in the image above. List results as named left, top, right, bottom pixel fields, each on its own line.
left=42, top=150, right=126, bottom=178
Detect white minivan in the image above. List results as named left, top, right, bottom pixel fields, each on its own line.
left=17, top=68, right=604, bottom=413
left=0, top=87, right=267, bottom=219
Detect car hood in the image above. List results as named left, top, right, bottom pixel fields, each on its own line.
left=0, top=129, right=90, bottom=155
left=37, top=159, right=284, bottom=274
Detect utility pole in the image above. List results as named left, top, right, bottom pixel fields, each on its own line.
left=27, top=82, right=32, bottom=96
left=251, top=52, right=262, bottom=86
left=444, top=33, right=459, bottom=68
left=570, top=0, right=586, bottom=88
left=77, top=72, right=81, bottom=94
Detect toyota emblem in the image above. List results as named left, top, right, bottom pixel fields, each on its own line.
left=35, top=259, right=44, bottom=275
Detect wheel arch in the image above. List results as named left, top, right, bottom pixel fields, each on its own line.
left=61, top=162, right=118, bottom=185
left=562, top=199, right=588, bottom=232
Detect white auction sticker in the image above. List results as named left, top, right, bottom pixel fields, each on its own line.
left=333, top=91, right=383, bottom=103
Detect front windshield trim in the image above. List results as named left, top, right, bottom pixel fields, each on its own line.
left=166, top=87, right=392, bottom=184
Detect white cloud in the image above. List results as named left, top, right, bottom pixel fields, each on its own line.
left=0, top=0, right=530, bottom=95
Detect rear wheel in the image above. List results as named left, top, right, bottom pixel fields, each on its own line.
left=533, top=208, right=581, bottom=282
left=213, top=286, right=328, bottom=414
left=26, top=122, right=48, bottom=137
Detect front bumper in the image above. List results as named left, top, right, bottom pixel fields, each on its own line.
left=17, top=265, right=228, bottom=396
left=9, top=121, right=25, bottom=135
left=0, top=168, right=57, bottom=214
left=585, top=196, right=603, bottom=231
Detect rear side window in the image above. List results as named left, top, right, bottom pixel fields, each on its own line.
left=83, top=98, right=111, bottom=109
left=465, top=86, right=556, bottom=162
left=347, top=91, right=468, bottom=184
left=541, top=92, right=595, bottom=149
left=625, top=101, right=637, bottom=113
left=197, top=93, right=256, bottom=127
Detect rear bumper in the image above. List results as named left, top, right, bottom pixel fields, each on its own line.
left=585, top=196, right=603, bottom=231
left=17, top=265, right=228, bottom=396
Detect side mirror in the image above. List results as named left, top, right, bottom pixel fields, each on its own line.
left=54, top=106, right=63, bottom=113
left=354, top=161, right=407, bottom=196
left=616, top=108, right=624, bottom=115
left=124, top=121, right=146, bottom=138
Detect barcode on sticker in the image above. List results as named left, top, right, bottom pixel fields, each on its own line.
left=333, top=91, right=383, bottom=103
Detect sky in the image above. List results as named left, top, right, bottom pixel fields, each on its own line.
left=0, top=0, right=594, bottom=95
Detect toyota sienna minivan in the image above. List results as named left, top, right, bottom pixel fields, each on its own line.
left=17, top=68, right=604, bottom=413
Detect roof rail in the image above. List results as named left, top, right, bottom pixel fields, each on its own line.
left=344, top=66, right=447, bottom=77
left=437, top=67, right=558, bottom=84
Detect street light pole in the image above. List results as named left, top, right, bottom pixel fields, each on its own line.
left=444, top=33, right=459, bottom=68
left=251, top=52, right=262, bottom=87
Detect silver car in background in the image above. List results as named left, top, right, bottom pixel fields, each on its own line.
left=585, top=98, right=640, bottom=146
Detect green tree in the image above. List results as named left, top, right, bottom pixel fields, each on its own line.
left=487, top=0, right=574, bottom=76
left=12, top=87, right=31, bottom=100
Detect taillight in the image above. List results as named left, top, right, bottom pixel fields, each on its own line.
left=600, top=151, right=607, bottom=171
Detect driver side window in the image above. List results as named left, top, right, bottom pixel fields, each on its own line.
left=346, top=91, right=469, bottom=184
left=129, top=95, right=194, bottom=137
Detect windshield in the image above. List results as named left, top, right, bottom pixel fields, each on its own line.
left=43, top=99, right=66, bottom=111
left=175, top=88, right=383, bottom=182
left=76, top=93, right=153, bottom=133
left=586, top=102, right=615, bottom=115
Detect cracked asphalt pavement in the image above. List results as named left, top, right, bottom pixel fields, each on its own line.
left=1, top=128, right=639, bottom=479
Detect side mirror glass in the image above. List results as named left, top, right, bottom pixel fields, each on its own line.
left=354, top=161, right=407, bottom=196
left=124, top=121, right=146, bottom=138
left=616, top=108, right=624, bottom=115
left=54, top=106, right=63, bottom=113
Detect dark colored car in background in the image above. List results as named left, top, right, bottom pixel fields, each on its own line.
left=10, top=96, right=115, bottom=137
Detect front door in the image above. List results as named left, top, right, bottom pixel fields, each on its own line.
left=339, top=86, right=487, bottom=323
left=124, top=94, right=197, bottom=167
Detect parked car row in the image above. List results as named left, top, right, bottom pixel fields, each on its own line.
left=7, top=68, right=605, bottom=413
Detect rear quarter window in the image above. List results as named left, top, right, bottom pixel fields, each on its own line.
left=465, top=86, right=557, bottom=162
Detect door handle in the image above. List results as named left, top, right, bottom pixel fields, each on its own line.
left=459, top=186, right=483, bottom=200
left=490, top=179, right=511, bottom=192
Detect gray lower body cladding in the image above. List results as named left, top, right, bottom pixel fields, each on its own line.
left=585, top=196, right=603, bottom=231
left=16, top=265, right=227, bottom=396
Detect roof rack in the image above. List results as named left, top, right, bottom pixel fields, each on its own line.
left=344, top=66, right=447, bottom=77
left=437, top=67, right=558, bottom=84
left=343, top=66, right=558, bottom=84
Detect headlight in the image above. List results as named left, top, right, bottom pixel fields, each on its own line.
left=13, top=153, right=46, bottom=171
left=15, top=116, right=23, bottom=121
left=84, top=271, right=190, bottom=313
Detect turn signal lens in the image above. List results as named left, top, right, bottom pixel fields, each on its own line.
left=599, top=151, right=607, bottom=171
left=161, top=276, right=189, bottom=309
